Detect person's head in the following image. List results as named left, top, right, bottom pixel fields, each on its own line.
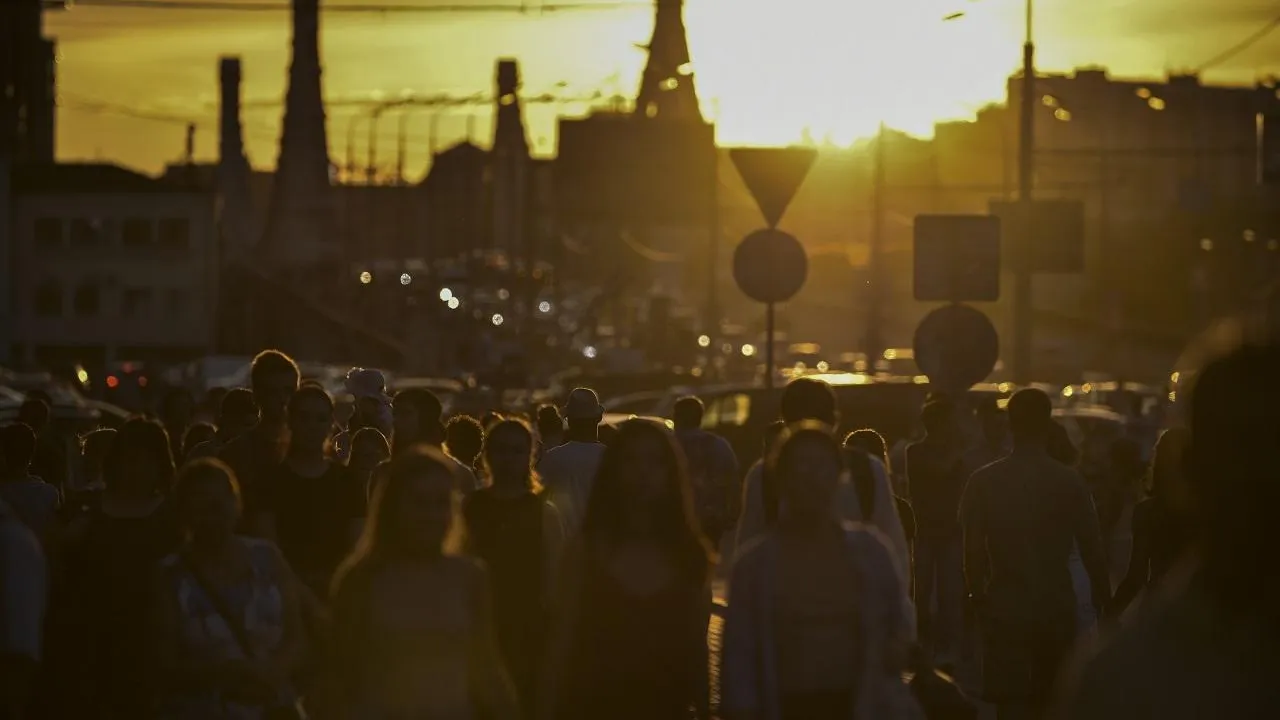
left=218, top=387, right=259, bottom=438
left=346, top=368, right=392, bottom=435
left=349, top=427, right=391, bottom=474
left=203, top=386, right=228, bottom=418
left=535, top=404, right=564, bottom=446
left=349, top=445, right=464, bottom=568
left=17, top=399, right=50, bottom=434
left=103, top=417, right=176, bottom=498
left=445, top=415, right=485, bottom=467
left=0, top=423, right=37, bottom=477
left=1007, top=388, right=1053, bottom=447
left=174, top=458, right=241, bottom=550
left=845, top=428, right=889, bottom=467
left=181, top=422, right=217, bottom=459
left=1047, top=421, right=1079, bottom=466
left=1149, top=426, right=1191, bottom=500
left=562, top=387, right=604, bottom=438
left=585, top=419, right=711, bottom=574
left=770, top=422, right=845, bottom=523
left=1185, top=345, right=1280, bottom=579
left=287, top=385, right=334, bottom=454
left=780, top=377, right=837, bottom=426
left=393, top=388, right=445, bottom=450
left=672, top=396, right=705, bottom=432
left=483, top=418, right=537, bottom=489
left=161, top=387, right=195, bottom=428
left=976, top=398, right=1008, bottom=447
left=80, top=428, right=117, bottom=480
left=920, top=395, right=956, bottom=437
left=250, top=349, right=300, bottom=424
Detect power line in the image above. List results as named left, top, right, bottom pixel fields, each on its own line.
left=60, top=93, right=204, bottom=126
left=59, top=0, right=647, bottom=13
left=1194, top=11, right=1280, bottom=73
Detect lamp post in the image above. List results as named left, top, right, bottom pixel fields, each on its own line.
left=1012, top=0, right=1036, bottom=384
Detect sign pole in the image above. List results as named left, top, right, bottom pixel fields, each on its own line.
left=765, top=301, right=776, bottom=391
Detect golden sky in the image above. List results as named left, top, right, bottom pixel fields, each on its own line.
left=45, top=0, right=1280, bottom=176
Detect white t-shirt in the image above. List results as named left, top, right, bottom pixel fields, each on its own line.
left=536, top=441, right=606, bottom=539
left=0, top=500, right=48, bottom=661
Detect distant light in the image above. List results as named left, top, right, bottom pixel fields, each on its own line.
left=816, top=360, right=830, bottom=372
left=1171, top=371, right=1181, bottom=384
left=1244, top=229, right=1257, bottom=243
left=138, top=376, right=149, bottom=387
left=497, top=288, right=510, bottom=300
left=1041, top=95, right=1058, bottom=107
left=1148, top=97, right=1166, bottom=111
left=76, top=368, right=89, bottom=384
left=106, top=375, right=119, bottom=389
left=583, top=345, right=598, bottom=359
left=1136, top=87, right=1152, bottom=99
left=883, top=349, right=897, bottom=360
left=538, top=300, right=552, bottom=314
left=447, top=297, right=460, bottom=310
left=1199, top=238, right=1214, bottom=252
left=697, top=334, right=711, bottom=348
left=660, top=77, right=680, bottom=91
left=720, top=343, right=733, bottom=354
left=677, top=62, right=694, bottom=76
left=439, top=287, right=453, bottom=302
left=491, top=313, right=504, bottom=326
left=359, top=271, right=372, bottom=285
left=399, top=273, right=412, bottom=286
left=1062, top=386, right=1075, bottom=398
left=500, top=93, right=516, bottom=106
left=1053, top=108, right=1072, bottom=122
left=741, top=343, right=757, bottom=357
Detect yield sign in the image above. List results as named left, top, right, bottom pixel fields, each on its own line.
left=729, top=147, right=817, bottom=229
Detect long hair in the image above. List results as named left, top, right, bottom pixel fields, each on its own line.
left=846, top=428, right=889, bottom=473
left=481, top=417, right=540, bottom=492
left=582, top=419, right=712, bottom=580
left=332, top=445, right=465, bottom=598
left=104, top=417, right=176, bottom=496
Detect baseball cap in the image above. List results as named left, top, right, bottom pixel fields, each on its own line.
left=563, top=387, right=604, bottom=421
left=346, top=368, right=390, bottom=402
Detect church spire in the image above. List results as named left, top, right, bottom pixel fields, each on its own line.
left=635, top=0, right=701, bottom=121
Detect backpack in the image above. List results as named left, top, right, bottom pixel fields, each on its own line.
left=678, top=432, right=729, bottom=538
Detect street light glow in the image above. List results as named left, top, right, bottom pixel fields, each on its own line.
left=439, top=288, right=453, bottom=302
left=583, top=345, right=598, bottom=359
left=359, top=271, right=372, bottom=285
left=491, top=313, right=504, bottom=326
left=538, top=301, right=552, bottom=314
left=447, top=297, right=460, bottom=309
left=741, top=344, right=757, bottom=357
left=399, top=273, right=411, bottom=286
left=697, top=334, right=711, bottom=348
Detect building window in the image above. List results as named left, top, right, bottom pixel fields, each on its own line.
left=73, top=282, right=101, bottom=317
left=33, top=280, right=62, bottom=317
left=158, top=218, right=190, bottom=249
left=69, top=218, right=103, bottom=247
left=121, top=218, right=153, bottom=247
left=32, top=218, right=63, bottom=248
left=121, top=288, right=152, bottom=317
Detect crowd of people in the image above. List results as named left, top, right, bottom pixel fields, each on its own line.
left=1, top=342, right=1277, bottom=720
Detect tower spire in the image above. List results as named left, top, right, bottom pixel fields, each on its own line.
left=636, top=0, right=701, bottom=121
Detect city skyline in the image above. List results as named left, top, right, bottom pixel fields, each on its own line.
left=46, top=0, right=1280, bottom=174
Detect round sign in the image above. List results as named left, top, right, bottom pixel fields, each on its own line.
left=913, top=303, right=1000, bottom=392
left=733, top=229, right=808, bottom=304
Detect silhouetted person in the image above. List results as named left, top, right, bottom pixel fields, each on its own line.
left=961, top=389, right=1108, bottom=720
left=1054, top=345, right=1280, bottom=718
left=188, top=387, right=259, bottom=461
left=672, top=395, right=740, bottom=549
left=180, top=422, right=216, bottom=461
left=535, top=403, right=565, bottom=459
left=393, top=387, right=478, bottom=490
left=159, top=387, right=196, bottom=464
left=348, top=426, right=390, bottom=502
left=0, top=494, right=46, bottom=720
left=445, top=415, right=485, bottom=475
left=17, top=398, right=67, bottom=496
left=0, top=423, right=60, bottom=546
left=536, top=388, right=607, bottom=540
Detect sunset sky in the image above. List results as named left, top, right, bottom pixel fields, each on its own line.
left=44, top=0, right=1280, bottom=176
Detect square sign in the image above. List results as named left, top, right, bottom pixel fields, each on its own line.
left=913, top=214, right=1001, bottom=302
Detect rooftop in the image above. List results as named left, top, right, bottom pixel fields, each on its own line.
left=11, top=162, right=208, bottom=195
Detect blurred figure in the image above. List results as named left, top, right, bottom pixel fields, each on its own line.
left=180, top=422, right=216, bottom=462
left=348, top=427, right=391, bottom=501
left=1094, top=437, right=1145, bottom=586
left=540, top=419, right=712, bottom=720
left=672, top=396, right=740, bottom=551
left=0, top=423, right=61, bottom=546
left=393, top=388, right=478, bottom=491
left=152, top=458, right=304, bottom=718
left=535, top=403, right=565, bottom=458
left=1108, top=427, right=1193, bottom=618
left=961, top=390, right=1108, bottom=720
left=327, top=447, right=518, bottom=720
left=445, top=415, right=485, bottom=476
left=1054, top=345, right=1280, bottom=719
left=196, top=386, right=229, bottom=425
left=964, top=399, right=1010, bottom=478
left=334, top=368, right=393, bottom=462
left=722, top=423, right=915, bottom=720
left=845, top=430, right=917, bottom=584
left=159, top=387, right=196, bottom=464
left=188, top=388, right=259, bottom=461
left=464, top=418, right=564, bottom=712
left=1047, top=421, right=1098, bottom=637
left=18, top=398, right=67, bottom=496
left=77, top=427, right=115, bottom=493
left=0, top=496, right=46, bottom=719
left=217, top=350, right=301, bottom=529
left=536, top=388, right=607, bottom=540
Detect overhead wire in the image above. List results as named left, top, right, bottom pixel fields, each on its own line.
left=1193, top=10, right=1280, bottom=73
left=58, top=0, right=646, bottom=13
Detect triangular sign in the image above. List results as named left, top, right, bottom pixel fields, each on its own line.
left=729, top=147, right=818, bottom=229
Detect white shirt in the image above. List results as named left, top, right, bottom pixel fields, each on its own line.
left=0, top=500, right=48, bottom=661
left=536, top=441, right=606, bottom=540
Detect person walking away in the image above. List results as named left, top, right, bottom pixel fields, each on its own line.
left=1107, top=427, right=1193, bottom=619
left=0, top=424, right=61, bottom=547
left=845, top=431, right=916, bottom=589
left=1052, top=344, right=1280, bottom=720
left=960, top=389, right=1109, bottom=720
left=392, top=388, right=479, bottom=491
left=325, top=447, right=519, bottom=720
left=332, top=368, right=393, bottom=463
left=1092, top=437, right=1145, bottom=587
left=672, top=396, right=741, bottom=555
left=17, top=399, right=67, bottom=497
left=445, top=415, right=485, bottom=478
left=539, top=419, right=712, bottom=720
left=464, top=419, right=565, bottom=713
left=254, top=386, right=365, bottom=598
left=347, top=427, right=390, bottom=502
left=159, top=387, right=197, bottom=466
left=535, top=387, right=607, bottom=541
left=730, top=420, right=785, bottom=564
left=1046, top=422, right=1099, bottom=638
left=48, top=418, right=181, bottom=717
left=721, top=423, right=918, bottom=720
left=181, top=423, right=217, bottom=462
left=535, top=404, right=565, bottom=461
left=152, top=458, right=305, bottom=719
left=63, top=428, right=115, bottom=520
left=188, top=388, right=259, bottom=462
left=0, top=497, right=47, bottom=720
left=217, top=350, right=301, bottom=531
left=905, top=396, right=970, bottom=668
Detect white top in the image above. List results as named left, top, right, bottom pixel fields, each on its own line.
left=535, top=441, right=606, bottom=540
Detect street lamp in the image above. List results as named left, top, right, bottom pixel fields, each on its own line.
left=1013, top=0, right=1036, bottom=385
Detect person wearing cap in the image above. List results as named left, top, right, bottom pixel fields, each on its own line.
left=333, top=368, right=393, bottom=463
left=536, top=388, right=607, bottom=540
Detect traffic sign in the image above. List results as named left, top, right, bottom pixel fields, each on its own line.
left=729, top=147, right=817, bottom=229
left=733, top=229, right=808, bottom=304
left=913, top=214, right=1001, bottom=302
left=988, top=199, right=1085, bottom=274
left=913, top=303, right=1000, bottom=392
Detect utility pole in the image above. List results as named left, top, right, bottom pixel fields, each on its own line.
left=1013, top=0, right=1036, bottom=385
left=866, top=120, right=886, bottom=362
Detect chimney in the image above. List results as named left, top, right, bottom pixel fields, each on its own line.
left=219, top=56, right=246, bottom=166
left=218, top=56, right=258, bottom=263
left=260, top=0, right=338, bottom=270
left=490, top=58, right=530, bottom=258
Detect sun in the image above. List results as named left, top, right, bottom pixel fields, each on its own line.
left=683, top=0, right=1019, bottom=145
